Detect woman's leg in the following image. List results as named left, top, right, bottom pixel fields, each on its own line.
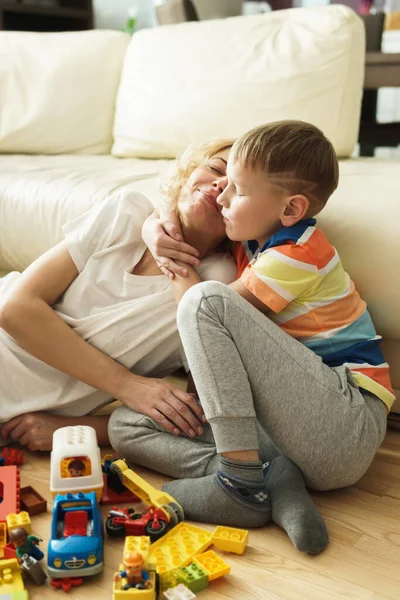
left=175, top=281, right=387, bottom=491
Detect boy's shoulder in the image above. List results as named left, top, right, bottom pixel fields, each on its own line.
left=255, top=220, right=338, bottom=273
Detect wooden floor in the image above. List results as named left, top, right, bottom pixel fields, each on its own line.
left=17, top=428, right=400, bottom=600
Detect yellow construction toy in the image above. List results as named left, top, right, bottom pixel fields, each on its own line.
left=0, top=558, right=28, bottom=599
left=110, top=460, right=184, bottom=528
left=149, top=523, right=212, bottom=575
left=113, top=537, right=157, bottom=600
left=211, top=525, right=248, bottom=555
left=6, top=512, right=32, bottom=536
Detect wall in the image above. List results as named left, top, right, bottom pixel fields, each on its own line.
left=94, top=0, right=156, bottom=30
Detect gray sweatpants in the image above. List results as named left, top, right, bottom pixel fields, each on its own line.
left=109, top=281, right=387, bottom=491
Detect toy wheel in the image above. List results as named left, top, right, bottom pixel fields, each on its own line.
left=162, top=501, right=184, bottom=527
left=105, top=517, right=125, bottom=537
left=145, top=518, right=168, bottom=542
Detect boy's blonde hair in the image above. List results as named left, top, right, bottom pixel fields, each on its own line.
left=230, top=120, right=339, bottom=216
left=161, top=139, right=235, bottom=210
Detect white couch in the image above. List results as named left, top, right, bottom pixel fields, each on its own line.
left=0, top=5, right=399, bottom=413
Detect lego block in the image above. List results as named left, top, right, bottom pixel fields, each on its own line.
left=149, top=523, right=213, bottom=575
left=101, top=473, right=140, bottom=505
left=0, top=467, right=20, bottom=521
left=192, top=550, right=230, bottom=581
left=20, top=487, right=47, bottom=517
left=2, top=449, right=24, bottom=467
left=10, top=593, right=29, bottom=600
left=20, top=554, right=47, bottom=585
left=0, top=559, right=26, bottom=596
left=6, top=513, right=31, bottom=535
left=178, top=563, right=208, bottom=594
left=0, top=522, right=7, bottom=550
left=3, top=543, right=17, bottom=560
left=211, top=525, right=248, bottom=555
left=123, top=536, right=152, bottom=567
left=163, top=583, right=196, bottom=600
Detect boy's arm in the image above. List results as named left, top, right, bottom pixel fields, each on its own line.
left=229, top=279, right=272, bottom=314
left=142, top=208, right=199, bottom=278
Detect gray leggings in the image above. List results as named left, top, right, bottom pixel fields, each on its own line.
left=109, top=281, right=387, bottom=491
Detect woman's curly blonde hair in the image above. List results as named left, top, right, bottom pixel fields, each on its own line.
left=161, top=138, right=235, bottom=211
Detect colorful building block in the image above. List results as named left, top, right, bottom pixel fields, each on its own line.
left=192, top=550, right=230, bottom=581
left=6, top=513, right=31, bottom=535
left=20, top=486, right=47, bottom=517
left=149, top=523, right=213, bottom=575
left=211, top=526, right=248, bottom=555
left=1, top=449, right=24, bottom=467
left=0, top=467, right=20, bottom=521
left=0, top=522, right=7, bottom=555
left=3, top=543, right=17, bottom=560
left=0, top=558, right=27, bottom=598
left=101, top=472, right=140, bottom=505
left=177, top=563, right=208, bottom=594
left=163, top=583, right=197, bottom=600
left=123, top=536, right=152, bottom=567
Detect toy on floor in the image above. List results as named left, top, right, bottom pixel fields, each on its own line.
left=0, top=465, right=20, bottom=521
left=163, top=583, right=196, bottom=600
left=114, top=551, right=152, bottom=590
left=106, top=505, right=169, bottom=542
left=21, top=553, right=47, bottom=586
left=101, top=454, right=140, bottom=505
left=50, top=425, right=103, bottom=502
left=0, top=557, right=28, bottom=600
left=113, top=536, right=157, bottom=600
left=9, top=528, right=43, bottom=562
left=47, top=491, right=103, bottom=585
left=109, top=460, right=184, bottom=533
left=20, top=486, right=47, bottom=517
left=0, top=448, right=24, bottom=467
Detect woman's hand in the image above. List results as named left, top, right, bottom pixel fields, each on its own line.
left=119, top=375, right=207, bottom=437
left=142, top=209, right=200, bottom=279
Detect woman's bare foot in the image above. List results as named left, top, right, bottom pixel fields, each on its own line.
left=1, top=413, right=110, bottom=451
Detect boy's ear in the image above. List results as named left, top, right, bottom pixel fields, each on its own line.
left=281, top=195, right=309, bottom=227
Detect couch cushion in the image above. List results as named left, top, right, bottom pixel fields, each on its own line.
left=112, top=5, right=364, bottom=159
left=318, top=158, right=400, bottom=342
left=0, top=154, right=170, bottom=271
left=0, top=31, right=129, bottom=155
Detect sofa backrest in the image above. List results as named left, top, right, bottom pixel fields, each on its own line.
left=0, top=30, right=130, bottom=155
left=112, top=5, right=365, bottom=159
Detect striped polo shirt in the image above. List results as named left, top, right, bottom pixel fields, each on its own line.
left=237, top=219, right=394, bottom=411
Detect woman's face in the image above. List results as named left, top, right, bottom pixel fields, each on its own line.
left=177, top=149, right=230, bottom=241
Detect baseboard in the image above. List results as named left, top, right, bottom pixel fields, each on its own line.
left=388, top=412, right=400, bottom=431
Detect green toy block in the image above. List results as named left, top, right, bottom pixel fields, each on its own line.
left=178, top=562, right=208, bottom=593
left=12, top=593, right=29, bottom=600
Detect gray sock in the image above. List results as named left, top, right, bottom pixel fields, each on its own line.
left=162, top=457, right=271, bottom=528
left=263, top=455, right=329, bottom=554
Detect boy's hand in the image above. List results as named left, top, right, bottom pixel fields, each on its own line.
left=142, top=210, right=200, bottom=279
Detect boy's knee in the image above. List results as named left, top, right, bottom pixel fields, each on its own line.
left=177, top=281, right=228, bottom=330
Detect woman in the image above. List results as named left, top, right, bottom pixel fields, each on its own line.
left=0, top=139, right=237, bottom=451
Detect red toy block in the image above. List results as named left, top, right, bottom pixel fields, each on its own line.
left=20, top=486, right=47, bottom=516
left=101, top=473, right=140, bottom=505
left=63, top=511, right=88, bottom=537
left=0, top=466, right=20, bottom=521
left=3, top=543, right=17, bottom=560
left=3, top=448, right=24, bottom=467
left=51, top=577, right=84, bottom=592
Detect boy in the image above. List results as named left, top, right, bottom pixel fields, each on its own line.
left=110, top=121, right=392, bottom=551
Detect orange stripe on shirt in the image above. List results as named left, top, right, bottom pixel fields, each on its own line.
left=281, top=289, right=366, bottom=338
left=301, top=229, right=337, bottom=271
